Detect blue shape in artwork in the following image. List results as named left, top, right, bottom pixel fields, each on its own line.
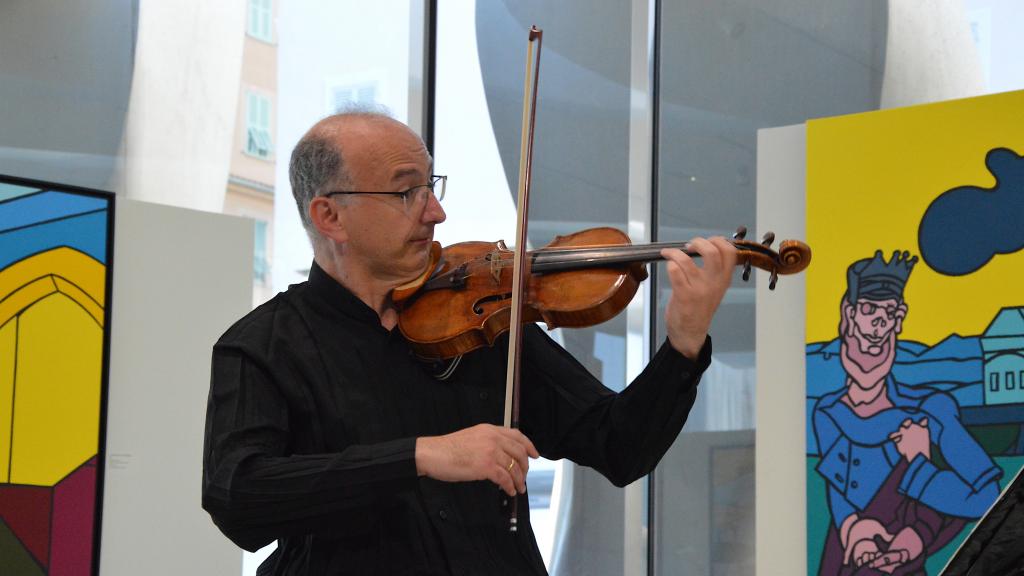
left=0, top=182, right=42, bottom=202
left=918, top=147, right=1024, bottom=276
left=0, top=210, right=108, bottom=270
left=0, top=190, right=108, bottom=233
left=805, top=335, right=992, bottom=454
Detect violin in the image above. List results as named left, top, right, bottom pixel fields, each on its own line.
left=393, top=225, right=810, bottom=360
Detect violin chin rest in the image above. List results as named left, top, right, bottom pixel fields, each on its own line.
left=393, top=241, right=443, bottom=304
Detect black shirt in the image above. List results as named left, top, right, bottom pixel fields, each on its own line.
left=202, top=262, right=711, bottom=575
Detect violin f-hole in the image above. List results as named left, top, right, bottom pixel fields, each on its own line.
left=473, top=293, right=513, bottom=315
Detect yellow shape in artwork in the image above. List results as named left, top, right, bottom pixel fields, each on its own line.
left=10, top=294, right=102, bottom=485
left=0, top=319, right=14, bottom=483
left=0, top=246, right=105, bottom=327
left=0, top=246, right=106, bottom=486
left=806, top=90, right=1024, bottom=344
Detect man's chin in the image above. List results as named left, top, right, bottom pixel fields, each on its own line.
left=841, top=336, right=895, bottom=390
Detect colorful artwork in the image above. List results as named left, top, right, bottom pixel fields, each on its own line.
left=0, top=177, right=112, bottom=575
left=804, top=90, right=1024, bottom=575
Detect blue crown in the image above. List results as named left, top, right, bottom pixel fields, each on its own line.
left=847, top=250, right=917, bottom=303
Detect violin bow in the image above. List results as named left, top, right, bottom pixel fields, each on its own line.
left=504, top=25, right=543, bottom=533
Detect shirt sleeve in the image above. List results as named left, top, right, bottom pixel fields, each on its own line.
left=519, top=325, right=711, bottom=487
left=202, top=346, right=419, bottom=551
left=897, top=393, right=1001, bottom=519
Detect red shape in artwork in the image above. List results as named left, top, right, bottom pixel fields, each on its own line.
left=49, top=457, right=97, bottom=576
left=0, top=482, right=53, bottom=568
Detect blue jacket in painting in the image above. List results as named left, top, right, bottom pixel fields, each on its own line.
left=813, top=375, right=1001, bottom=527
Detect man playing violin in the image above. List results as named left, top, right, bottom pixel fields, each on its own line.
left=202, top=109, right=737, bottom=575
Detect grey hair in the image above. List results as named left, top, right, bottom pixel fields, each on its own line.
left=288, top=103, right=395, bottom=241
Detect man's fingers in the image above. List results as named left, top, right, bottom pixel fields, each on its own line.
left=707, top=236, right=738, bottom=271
left=494, top=445, right=529, bottom=493
left=496, top=430, right=537, bottom=475
left=507, top=428, right=540, bottom=459
left=509, top=458, right=527, bottom=494
left=869, top=552, right=902, bottom=569
left=660, top=247, right=698, bottom=290
left=490, top=463, right=516, bottom=497
left=859, top=551, right=878, bottom=567
left=494, top=427, right=537, bottom=494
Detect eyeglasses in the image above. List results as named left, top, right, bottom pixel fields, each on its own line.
left=858, top=301, right=898, bottom=319
left=322, top=175, right=447, bottom=211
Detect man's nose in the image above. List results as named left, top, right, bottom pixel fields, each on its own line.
left=422, top=194, right=446, bottom=224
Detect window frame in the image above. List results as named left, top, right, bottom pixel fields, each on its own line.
left=247, top=0, right=273, bottom=43
left=244, top=90, right=273, bottom=160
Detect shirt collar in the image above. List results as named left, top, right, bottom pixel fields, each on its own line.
left=307, top=261, right=381, bottom=324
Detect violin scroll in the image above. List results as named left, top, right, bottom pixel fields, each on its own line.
left=731, top=232, right=811, bottom=290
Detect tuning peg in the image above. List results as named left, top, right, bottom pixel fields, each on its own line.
left=742, top=261, right=752, bottom=281
left=761, top=232, right=775, bottom=246
left=732, top=226, right=747, bottom=240
left=769, top=269, right=779, bottom=290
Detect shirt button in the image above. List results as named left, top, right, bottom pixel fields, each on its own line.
left=838, top=453, right=847, bottom=462
left=852, top=458, right=860, bottom=466
left=479, top=391, right=489, bottom=400
left=439, top=508, right=449, bottom=521
left=851, top=481, right=859, bottom=489
left=834, top=473, right=843, bottom=483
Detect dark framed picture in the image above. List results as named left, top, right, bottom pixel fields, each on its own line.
left=0, top=174, right=114, bottom=576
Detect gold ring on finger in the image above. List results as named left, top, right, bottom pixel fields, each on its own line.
left=507, top=460, right=516, bottom=471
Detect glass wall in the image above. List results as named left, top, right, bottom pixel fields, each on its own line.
left=435, top=2, right=641, bottom=573
left=653, top=2, right=889, bottom=572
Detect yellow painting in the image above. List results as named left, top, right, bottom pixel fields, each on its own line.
left=804, top=90, right=1024, bottom=575
left=0, top=179, right=112, bottom=575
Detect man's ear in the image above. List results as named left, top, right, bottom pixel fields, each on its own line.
left=842, top=301, right=856, bottom=336
left=894, top=302, right=908, bottom=335
left=309, top=196, right=348, bottom=243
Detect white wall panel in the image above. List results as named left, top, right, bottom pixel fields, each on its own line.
left=101, top=199, right=252, bottom=575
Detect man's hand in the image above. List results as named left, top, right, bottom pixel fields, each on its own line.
left=843, top=517, right=894, bottom=566
left=889, top=417, right=930, bottom=462
left=866, top=527, right=924, bottom=573
left=415, top=424, right=539, bottom=497
left=850, top=538, right=884, bottom=569
left=660, top=237, right=737, bottom=359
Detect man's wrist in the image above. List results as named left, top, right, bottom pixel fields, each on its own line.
left=668, top=332, right=707, bottom=360
left=414, top=437, right=429, bottom=477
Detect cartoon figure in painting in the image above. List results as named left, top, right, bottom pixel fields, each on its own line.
left=813, top=250, right=1001, bottom=575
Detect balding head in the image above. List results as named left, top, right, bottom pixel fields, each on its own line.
left=288, top=108, right=413, bottom=246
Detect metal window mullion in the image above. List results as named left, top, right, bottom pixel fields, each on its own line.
left=407, top=0, right=434, bottom=149
left=625, top=0, right=659, bottom=575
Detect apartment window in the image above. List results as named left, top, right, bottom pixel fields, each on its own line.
left=990, top=372, right=1000, bottom=392
left=246, top=91, right=272, bottom=159
left=254, top=220, right=269, bottom=284
left=248, top=0, right=273, bottom=42
left=1008, top=371, right=1016, bottom=390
